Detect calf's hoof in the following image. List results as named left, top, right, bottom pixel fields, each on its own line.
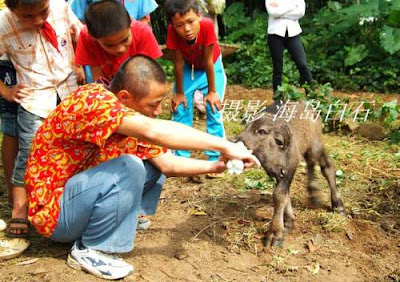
left=332, top=199, right=346, bottom=216
left=283, top=222, right=294, bottom=234
left=263, top=231, right=284, bottom=248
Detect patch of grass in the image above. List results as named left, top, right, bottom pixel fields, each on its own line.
left=317, top=212, right=348, bottom=232
left=224, top=121, right=245, bottom=138
left=228, top=167, right=276, bottom=192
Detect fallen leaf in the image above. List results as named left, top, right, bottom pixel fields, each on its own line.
left=16, top=258, right=39, bottom=266
left=345, top=229, right=354, bottom=240
left=237, top=219, right=251, bottom=226
left=311, top=262, right=320, bottom=275
left=307, top=240, right=321, bottom=253
left=312, top=234, right=324, bottom=246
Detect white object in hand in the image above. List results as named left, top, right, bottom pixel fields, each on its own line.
left=227, top=159, right=244, bottom=175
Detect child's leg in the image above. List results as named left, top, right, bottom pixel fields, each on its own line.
left=172, top=63, right=202, bottom=158
left=9, top=107, right=43, bottom=236
left=202, top=56, right=227, bottom=161
left=0, top=113, right=19, bottom=206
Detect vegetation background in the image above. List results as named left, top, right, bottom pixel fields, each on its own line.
left=151, top=0, right=400, bottom=93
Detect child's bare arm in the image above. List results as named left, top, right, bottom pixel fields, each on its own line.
left=0, top=80, right=30, bottom=104
left=203, top=44, right=221, bottom=114
left=171, top=50, right=187, bottom=112
left=90, top=66, right=105, bottom=82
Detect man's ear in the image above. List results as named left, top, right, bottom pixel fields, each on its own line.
left=116, top=90, right=131, bottom=104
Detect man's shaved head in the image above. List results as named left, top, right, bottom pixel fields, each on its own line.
left=110, top=55, right=167, bottom=101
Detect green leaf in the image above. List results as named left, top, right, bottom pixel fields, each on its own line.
left=389, top=131, right=400, bottom=144
left=327, top=1, right=342, bottom=11
left=336, top=170, right=344, bottom=177
left=344, top=45, right=368, bottom=66
left=382, top=100, right=398, bottom=109
left=380, top=25, right=400, bottom=55
left=387, top=10, right=400, bottom=27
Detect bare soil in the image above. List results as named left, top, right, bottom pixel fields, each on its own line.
left=0, top=85, right=399, bottom=282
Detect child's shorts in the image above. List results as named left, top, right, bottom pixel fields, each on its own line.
left=0, top=59, right=18, bottom=137
left=11, top=107, right=44, bottom=186
left=0, top=112, right=18, bottom=137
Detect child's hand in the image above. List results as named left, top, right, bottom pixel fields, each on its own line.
left=171, top=93, right=187, bottom=112
left=75, top=65, right=86, bottom=85
left=3, top=84, right=30, bottom=104
left=204, top=91, right=222, bottom=114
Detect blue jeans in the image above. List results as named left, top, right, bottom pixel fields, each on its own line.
left=51, top=155, right=165, bottom=253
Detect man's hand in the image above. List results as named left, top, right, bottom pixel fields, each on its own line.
left=171, top=93, right=187, bottom=112
left=2, top=84, right=30, bottom=104
left=220, top=141, right=261, bottom=169
left=204, top=91, right=222, bottom=114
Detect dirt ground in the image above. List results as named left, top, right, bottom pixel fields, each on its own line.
left=0, top=85, right=399, bottom=282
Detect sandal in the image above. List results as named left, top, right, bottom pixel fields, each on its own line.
left=6, top=218, right=30, bottom=238
left=207, top=172, right=225, bottom=178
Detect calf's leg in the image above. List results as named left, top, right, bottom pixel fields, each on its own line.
left=284, top=197, right=295, bottom=233
left=264, top=171, right=295, bottom=247
left=318, top=148, right=346, bottom=215
left=304, top=150, right=321, bottom=206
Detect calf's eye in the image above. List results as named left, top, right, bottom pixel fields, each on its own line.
left=255, top=129, right=268, bottom=135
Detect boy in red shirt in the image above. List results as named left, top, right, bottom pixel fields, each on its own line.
left=165, top=0, right=227, bottom=178
left=75, top=0, right=162, bottom=82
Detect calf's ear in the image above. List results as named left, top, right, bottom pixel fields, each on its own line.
left=274, top=125, right=291, bottom=149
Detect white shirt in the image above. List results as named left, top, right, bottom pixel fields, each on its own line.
left=265, top=0, right=305, bottom=37
left=0, top=0, right=82, bottom=118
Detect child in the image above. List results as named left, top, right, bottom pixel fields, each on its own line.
left=68, top=0, right=158, bottom=25
left=0, top=0, right=82, bottom=237
left=0, top=56, right=18, bottom=207
left=165, top=0, right=226, bottom=178
left=75, top=0, right=162, bottom=82
left=68, top=0, right=159, bottom=83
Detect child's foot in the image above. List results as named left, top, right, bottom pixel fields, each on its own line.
left=7, top=202, right=29, bottom=238
left=6, top=218, right=30, bottom=238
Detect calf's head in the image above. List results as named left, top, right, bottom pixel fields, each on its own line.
left=236, top=115, right=291, bottom=179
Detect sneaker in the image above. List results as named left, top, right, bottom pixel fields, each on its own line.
left=137, top=217, right=151, bottom=230
left=194, top=90, right=206, bottom=113
left=67, top=241, right=133, bottom=280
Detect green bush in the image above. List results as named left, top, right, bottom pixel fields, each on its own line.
left=221, top=1, right=400, bottom=93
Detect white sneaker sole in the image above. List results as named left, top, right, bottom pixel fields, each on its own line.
left=67, top=254, right=133, bottom=280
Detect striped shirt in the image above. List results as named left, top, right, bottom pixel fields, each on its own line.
left=0, top=0, right=83, bottom=118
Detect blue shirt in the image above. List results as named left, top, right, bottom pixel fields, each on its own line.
left=67, top=0, right=158, bottom=21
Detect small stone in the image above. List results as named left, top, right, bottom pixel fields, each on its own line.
left=381, top=222, right=392, bottom=233
left=174, top=249, right=188, bottom=260
left=358, top=122, right=386, bottom=141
